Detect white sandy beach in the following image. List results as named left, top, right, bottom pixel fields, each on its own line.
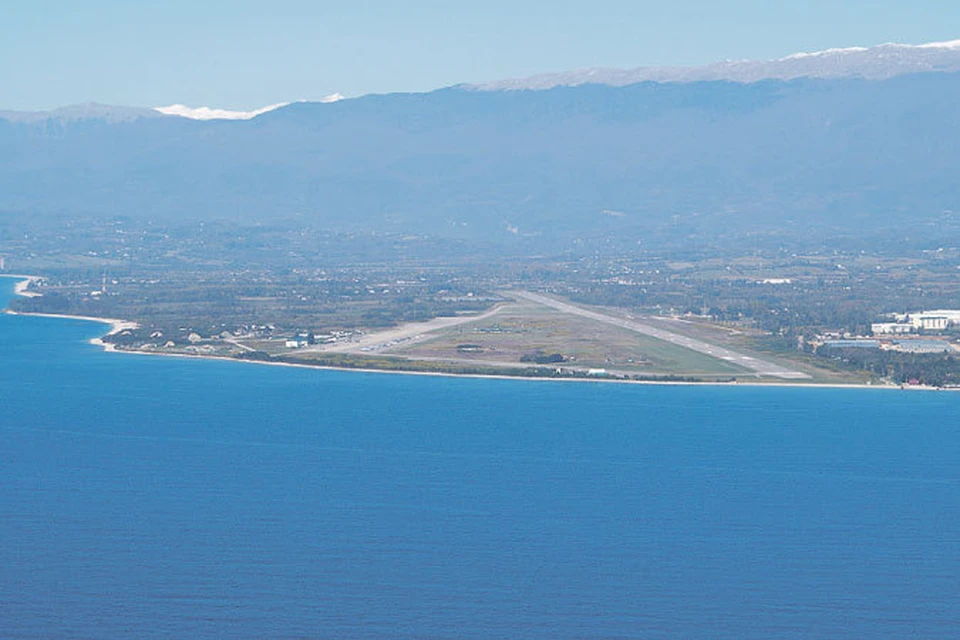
left=6, top=276, right=139, bottom=345
left=4, top=309, right=139, bottom=350
left=9, top=275, right=43, bottom=298
left=6, top=276, right=136, bottom=350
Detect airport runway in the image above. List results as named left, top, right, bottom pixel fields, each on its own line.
left=514, top=291, right=811, bottom=379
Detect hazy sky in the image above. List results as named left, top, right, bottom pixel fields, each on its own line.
left=2, top=0, right=958, bottom=110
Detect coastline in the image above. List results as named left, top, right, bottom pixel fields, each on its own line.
left=4, top=276, right=139, bottom=349
left=7, top=307, right=949, bottom=392
left=75, top=334, right=937, bottom=392
left=8, top=274, right=43, bottom=298
left=3, top=310, right=138, bottom=350
left=3, top=275, right=952, bottom=393
left=82, top=345, right=950, bottom=392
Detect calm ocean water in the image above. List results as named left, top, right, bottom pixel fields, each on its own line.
left=2, top=276, right=959, bottom=638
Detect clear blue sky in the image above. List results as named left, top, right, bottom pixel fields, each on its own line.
left=2, top=0, right=958, bottom=110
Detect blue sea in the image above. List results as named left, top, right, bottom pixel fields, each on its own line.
left=2, top=276, right=959, bottom=638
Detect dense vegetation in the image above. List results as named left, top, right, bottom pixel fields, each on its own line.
left=818, top=347, right=960, bottom=387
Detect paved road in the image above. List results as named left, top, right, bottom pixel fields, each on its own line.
left=513, top=291, right=811, bottom=379
left=301, top=305, right=504, bottom=354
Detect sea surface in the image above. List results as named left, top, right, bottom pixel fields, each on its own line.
left=2, top=276, right=959, bottom=638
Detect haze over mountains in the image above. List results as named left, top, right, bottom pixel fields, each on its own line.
left=2, top=40, right=959, bottom=248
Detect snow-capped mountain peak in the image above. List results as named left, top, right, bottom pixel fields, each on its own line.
left=783, top=39, right=960, bottom=60
left=154, top=93, right=345, bottom=121
left=781, top=46, right=870, bottom=60
left=154, top=102, right=289, bottom=121
left=916, top=39, right=960, bottom=50
left=470, top=39, right=960, bottom=91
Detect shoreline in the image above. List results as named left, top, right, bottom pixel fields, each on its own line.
left=8, top=274, right=43, bottom=298
left=3, top=275, right=953, bottom=393
left=3, top=310, right=138, bottom=349
left=78, top=343, right=950, bottom=391
left=4, top=276, right=139, bottom=350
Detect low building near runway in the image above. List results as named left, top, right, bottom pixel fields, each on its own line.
left=822, top=339, right=881, bottom=349
left=885, top=340, right=956, bottom=354
left=871, top=322, right=914, bottom=335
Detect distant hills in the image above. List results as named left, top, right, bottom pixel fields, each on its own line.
left=2, top=41, right=960, bottom=248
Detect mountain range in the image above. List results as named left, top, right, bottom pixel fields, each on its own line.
left=2, top=40, right=959, bottom=248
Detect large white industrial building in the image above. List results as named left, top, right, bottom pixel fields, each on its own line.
left=874, top=310, right=960, bottom=334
